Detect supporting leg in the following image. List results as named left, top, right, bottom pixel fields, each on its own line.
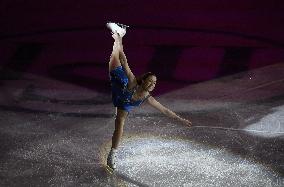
left=111, top=108, right=127, bottom=149
left=107, top=108, right=128, bottom=170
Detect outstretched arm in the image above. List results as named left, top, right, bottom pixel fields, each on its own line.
left=147, top=96, right=192, bottom=127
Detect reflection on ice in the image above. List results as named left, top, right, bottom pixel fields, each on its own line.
left=244, top=106, right=284, bottom=138
left=115, top=137, right=281, bottom=186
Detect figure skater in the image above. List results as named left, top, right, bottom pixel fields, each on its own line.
left=106, top=22, right=192, bottom=171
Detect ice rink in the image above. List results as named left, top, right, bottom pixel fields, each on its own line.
left=0, top=63, right=283, bottom=186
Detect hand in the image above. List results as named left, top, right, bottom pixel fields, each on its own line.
left=112, top=31, right=119, bottom=40
left=112, top=31, right=122, bottom=42
left=181, top=118, right=192, bottom=127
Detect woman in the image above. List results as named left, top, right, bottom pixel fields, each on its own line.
left=106, top=22, right=192, bottom=170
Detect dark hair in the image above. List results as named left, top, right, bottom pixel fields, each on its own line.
left=136, top=72, right=156, bottom=85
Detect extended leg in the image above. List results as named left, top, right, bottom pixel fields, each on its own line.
left=106, top=22, right=127, bottom=72
left=108, top=33, right=123, bottom=72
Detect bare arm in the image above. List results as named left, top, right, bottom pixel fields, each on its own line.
left=119, top=51, right=136, bottom=84
left=147, top=96, right=192, bottom=126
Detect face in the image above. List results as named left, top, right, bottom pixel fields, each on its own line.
left=142, top=75, right=157, bottom=92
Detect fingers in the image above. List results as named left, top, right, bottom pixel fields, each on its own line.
left=183, top=119, right=192, bottom=127
left=112, top=32, right=122, bottom=44
left=187, top=122, right=192, bottom=127
left=112, top=31, right=121, bottom=38
left=112, top=32, right=119, bottom=39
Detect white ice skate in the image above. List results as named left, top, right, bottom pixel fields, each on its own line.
left=106, top=22, right=128, bottom=37
left=106, top=148, right=117, bottom=172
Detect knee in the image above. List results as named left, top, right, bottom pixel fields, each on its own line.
left=115, top=117, right=125, bottom=126
left=114, top=128, right=123, bottom=136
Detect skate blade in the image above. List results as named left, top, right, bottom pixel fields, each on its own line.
left=105, top=165, right=114, bottom=174
left=117, top=22, right=129, bottom=28
left=107, top=21, right=130, bottom=28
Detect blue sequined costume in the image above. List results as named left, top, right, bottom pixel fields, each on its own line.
left=110, top=66, right=150, bottom=112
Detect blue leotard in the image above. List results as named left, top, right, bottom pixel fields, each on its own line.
left=110, top=66, right=150, bottom=112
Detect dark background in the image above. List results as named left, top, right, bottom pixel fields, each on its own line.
left=1, top=0, right=284, bottom=95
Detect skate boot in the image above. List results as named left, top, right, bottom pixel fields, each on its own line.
left=106, top=22, right=127, bottom=37
left=107, top=148, right=118, bottom=171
